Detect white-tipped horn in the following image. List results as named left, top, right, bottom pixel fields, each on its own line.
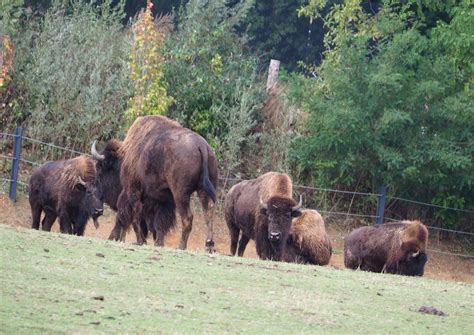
left=292, top=195, right=303, bottom=210
left=78, top=176, right=86, bottom=186
left=260, top=196, right=268, bottom=210
left=411, top=250, right=420, bottom=258
left=91, top=140, right=105, bottom=161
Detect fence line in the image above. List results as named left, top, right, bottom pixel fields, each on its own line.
left=218, top=177, right=381, bottom=197
left=22, top=135, right=87, bottom=156
left=0, top=177, right=27, bottom=186
left=0, top=153, right=12, bottom=160
left=427, top=249, right=474, bottom=259
left=2, top=132, right=473, bottom=240
left=313, top=209, right=379, bottom=219
left=19, top=157, right=41, bottom=167
left=387, top=195, right=474, bottom=214
left=0, top=132, right=15, bottom=138
left=425, top=226, right=474, bottom=237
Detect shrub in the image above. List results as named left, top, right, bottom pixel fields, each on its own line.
left=6, top=0, right=132, bottom=150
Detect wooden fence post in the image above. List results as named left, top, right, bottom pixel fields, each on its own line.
left=9, top=127, right=23, bottom=202
left=375, top=185, right=387, bottom=224
left=266, top=59, right=280, bottom=91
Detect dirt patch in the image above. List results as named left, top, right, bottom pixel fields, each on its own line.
left=1, top=193, right=473, bottom=284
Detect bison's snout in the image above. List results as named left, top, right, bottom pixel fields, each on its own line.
left=94, top=208, right=104, bottom=216
left=269, top=232, right=282, bottom=242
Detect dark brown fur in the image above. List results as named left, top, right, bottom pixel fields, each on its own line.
left=283, top=209, right=332, bottom=265
left=224, top=172, right=302, bottom=261
left=344, top=220, right=428, bottom=276
left=28, top=156, right=103, bottom=235
left=94, top=115, right=218, bottom=250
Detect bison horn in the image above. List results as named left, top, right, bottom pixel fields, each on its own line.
left=411, top=250, right=420, bottom=258
left=259, top=197, right=268, bottom=210
left=78, top=176, right=86, bottom=186
left=292, top=195, right=303, bottom=211
left=91, top=140, right=105, bottom=161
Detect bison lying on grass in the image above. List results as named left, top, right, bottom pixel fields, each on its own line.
left=283, top=209, right=332, bottom=265
left=344, top=220, right=428, bottom=276
left=28, top=156, right=103, bottom=235
left=224, top=172, right=302, bottom=261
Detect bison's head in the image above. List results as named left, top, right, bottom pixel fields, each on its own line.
left=85, top=186, right=104, bottom=229
left=260, top=195, right=302, bottom=248
left=91, top=140, right=122, bottom=210
left=396, top=247, right=428, bottom=276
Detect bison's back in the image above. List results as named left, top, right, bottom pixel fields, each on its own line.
left=28, top=161, right=64, bottom=208
left=285, top=210, right=332, bottom=265
left=344, top=222, right=426, bottom=273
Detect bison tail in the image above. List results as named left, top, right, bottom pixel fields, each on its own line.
left=199, top=147, right=217, bottom=203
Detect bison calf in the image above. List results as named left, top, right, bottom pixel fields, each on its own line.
left=224, top=172, right=302, bottom=261
left=283, top=209, right=332, bottom=265
left=28, top=156, right=103, bottom=235
left=344, top=220, right=428, bottom=276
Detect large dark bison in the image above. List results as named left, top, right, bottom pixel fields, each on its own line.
left=28, top=156, right=103, bottom=235
left=344, top=220, right=428, bottom=276
left=283, top=209, right=332, bottom=265
left=91, top=115, right=218, bottom=251
left=224, top=172, right=302, bottom=261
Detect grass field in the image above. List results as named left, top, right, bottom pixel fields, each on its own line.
left=1, top=224, right=473, bottom=334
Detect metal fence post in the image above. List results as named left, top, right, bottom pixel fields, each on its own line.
left=375, top=185, right=387, bottom=224
left=9, top=127, right=23, bottom=202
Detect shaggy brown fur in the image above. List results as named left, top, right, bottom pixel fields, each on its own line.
left=94, top=115, right=218, bottom=251
left=283, top=210, right=332, bottom=265
left=224, top=172, right=302, bottom=261
left=60, top=156, right=96, bottom=189
left=28, top=156, right=103, bottom=236
left=344, top=220, right=428, bottom=276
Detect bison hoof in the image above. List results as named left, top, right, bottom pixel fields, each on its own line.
left=205, top=239, right=216, bottom=253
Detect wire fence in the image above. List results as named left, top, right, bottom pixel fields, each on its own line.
left=1, top=129, right=473, bottom=259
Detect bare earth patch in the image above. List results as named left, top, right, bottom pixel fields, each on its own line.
left=1, top=193, right=472, bottom=284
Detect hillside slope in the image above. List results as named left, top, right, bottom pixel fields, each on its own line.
left=1, top=225, right=473, bottom=334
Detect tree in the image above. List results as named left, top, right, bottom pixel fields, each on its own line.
left=291, top=0, right=473, bottom=228
left=126, top=0, right=173, bottom=123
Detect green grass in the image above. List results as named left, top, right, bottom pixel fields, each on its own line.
left=1, top=224, right=473, bottom=334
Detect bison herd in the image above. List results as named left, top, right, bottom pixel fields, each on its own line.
left=28, top=115, right=429, bottom=277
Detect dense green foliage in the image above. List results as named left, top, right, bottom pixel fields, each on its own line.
left=163, top=0, right=264, bottom=173
left=290, top=0, right=473, bottom=227
left=1, top=0, right=132, bottom=148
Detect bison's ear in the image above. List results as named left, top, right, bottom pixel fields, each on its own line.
left=291, top=208, right=302, bottom=218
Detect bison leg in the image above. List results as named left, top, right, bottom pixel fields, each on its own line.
left=109, top=192, right=130, bottom=242
left=31, top=205, right=42, bottom=230
left=108, top=220, right=123, bottom=241
left=228, top=224, right=240, bottom=256
left=42, top=211, right=57, bottom=232
left=237, top=235, right=250, bottom=257
left=58, top=213, right=73, bottom=234
left=176, top=194, right=193, bottom=250
left=198, top=190, right=215, bottom=253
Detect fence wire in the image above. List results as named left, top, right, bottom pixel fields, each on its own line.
left=387, top=195, right=474, bottom=214
left=22, top=135, right=87, bottom=156
left=1, top=133, right=473, bottom=252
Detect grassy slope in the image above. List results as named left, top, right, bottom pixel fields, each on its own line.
left=0, top=224, right=473, bottom=334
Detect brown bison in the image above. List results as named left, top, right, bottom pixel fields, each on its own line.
left=344, top=220, right=428, bottom=276
left=28, top=156, right=103, bottom=235
left=91, top=115, right=218, bottom=251
left=91, top=139, right=173, bottom=245
left=224, top=172, right=302, bottom=261
left=283, top=209, right=332, bottom=265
